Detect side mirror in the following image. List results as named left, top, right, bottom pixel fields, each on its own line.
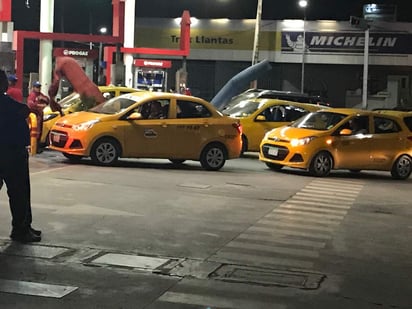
left=127, top=112, right=143, bottom=120
left=340, top=128, right=352, bottom=136
left=255, top=115, right=266, bottom=121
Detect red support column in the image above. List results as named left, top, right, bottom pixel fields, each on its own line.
left=0, top=0, right=12, bottom=21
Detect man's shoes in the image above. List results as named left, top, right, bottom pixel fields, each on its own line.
left=29, top=226, right=42, bottom=236
left=10, top=229, right=41, bottom=243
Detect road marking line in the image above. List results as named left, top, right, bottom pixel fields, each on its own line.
left=0, top=279, right=77, bottom=298
left=288, top=198, right=352, bottom=209
left=273, top=208, right=345, bottom=220
left=225, top=241, right=319, bottom=258
left=257, top=219, right=335, bottom=232
left=279, top=203, right=348, bottom=215
left=237, top=233, right=326, bottom=249
left=248, top=226, right=332, bottom=240
left=295, top=191, right=355, bottom=201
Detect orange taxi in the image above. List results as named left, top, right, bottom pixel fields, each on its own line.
left=49, top=91, right=242, bottom=170
left=222, top=98, right=323, bottom=153
left=259, top=108, right=412, bottom=179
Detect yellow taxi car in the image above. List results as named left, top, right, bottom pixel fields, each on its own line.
left=41, top=86, right=139, bottom=145
left=259, top=108, right=412, bottom=179
left=49, top=91, right=242, bottom=170
left=222, top=98, right=324, bottom=153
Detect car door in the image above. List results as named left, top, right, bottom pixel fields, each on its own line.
left=332, top=115, right=374, bottom=169
left=169, top=99, right=214, bottom=158
left=121, top=99, right=172, bottom=158
left=368, top=116, right=404, bottom=169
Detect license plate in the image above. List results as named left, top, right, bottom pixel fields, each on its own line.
left=268, top=147, right=278, bottom=156
left=52, top=134, right=60, bottom=143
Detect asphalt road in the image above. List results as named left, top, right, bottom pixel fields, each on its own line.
left=0, top=150, right=411, bottom=309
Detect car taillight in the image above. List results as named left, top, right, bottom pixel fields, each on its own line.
left=232, top=122, right=242, bottom=134
left=407, top=136, right=412, bottom=142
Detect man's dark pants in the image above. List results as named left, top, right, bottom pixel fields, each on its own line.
left=0, top=147, right=32, bottom=232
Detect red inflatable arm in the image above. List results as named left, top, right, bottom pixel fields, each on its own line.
left=49, top=57, right=105, bottom=115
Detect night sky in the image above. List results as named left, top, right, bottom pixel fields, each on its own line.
left=11, top=0, right=412, bottom=35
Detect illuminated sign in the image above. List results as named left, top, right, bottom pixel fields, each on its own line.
left=134, top=59, right=172, bottom=68
left=281, top=32, right=412, bottom=54
left=53, top=48, right=98, bottom=59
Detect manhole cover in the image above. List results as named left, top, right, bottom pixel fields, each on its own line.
left=210, top=265, right=325, bottom=289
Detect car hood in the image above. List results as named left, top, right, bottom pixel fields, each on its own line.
left=266, top=126, right=327, bottom=140
left=55, top=111, right=112, bottom=126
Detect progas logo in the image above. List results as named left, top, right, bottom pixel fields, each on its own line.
left=143, top=60, right=164, bottom=67
left=63, top=49, right=89, bottom=57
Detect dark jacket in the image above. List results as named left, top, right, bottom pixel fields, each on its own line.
left=0, top=93, right=31, bottom=147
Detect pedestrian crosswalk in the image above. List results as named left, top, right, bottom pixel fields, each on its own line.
left=208, top=179, right=364, bottom=272
left=152, top=179, right=365, bottom=308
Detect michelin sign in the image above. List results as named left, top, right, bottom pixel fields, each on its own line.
left=282, top=31, right=412, bottom=54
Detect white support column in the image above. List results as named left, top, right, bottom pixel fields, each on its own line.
left=39, top=0, right=54, bottom=96
left=123, top=0, right=135, bottom=88
left=362, top=28, right=369, bottom=110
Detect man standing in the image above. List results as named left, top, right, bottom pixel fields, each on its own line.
left=6, top=74, right=23, bottom=102
left=27, top=81, right=49, bottom=149
left=0, top=70, right=41, bottom=243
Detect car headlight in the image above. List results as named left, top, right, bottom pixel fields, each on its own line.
left=72, top=119, right=100, bottom=131
left=43, top=113, right=59, bottom=122
left=290, top=136, right=316, bottom=147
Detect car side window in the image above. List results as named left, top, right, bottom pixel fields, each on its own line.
left=177, top=100, right=212, bottom=118
left=374, top=117, right=400, bottom=134
left=402, top=116, right=412, bottom=132
left=283, top=105, right=309, bottom=122
left=140, top=100, right=170, bottom=119
left=259, top=106, right=286, bottom=122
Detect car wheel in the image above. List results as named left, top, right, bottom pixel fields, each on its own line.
left=309, top=151, right=333, bottom=177
left=62, top=153, right=83, bottom=162
left=265, top=162, right=283, bottom=171
left=391, top=155, right=412, bottom=180
left=90, top=138, right=120, bottom=166
left=169, top=159, right=186, bottom=164
left=241, top=134, right=248, bottom=155
left=200, top=143, right=226, bottom=171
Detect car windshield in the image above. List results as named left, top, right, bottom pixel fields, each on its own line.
left=222, top=100, right=266, bottom=117
left=59, top=92, right=81, bottom=108
left=291, top=111, right=347, bottom=130
left=90, top=97, right=137, bottom=114
left=220, top=90, right=262, bottom=111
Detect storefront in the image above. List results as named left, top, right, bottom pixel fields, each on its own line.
left=134, top=17, right=412, bottom=108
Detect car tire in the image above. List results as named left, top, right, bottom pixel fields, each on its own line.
left=241, top=134, right=248, bottom=155
left=62, top=153, right=83, bottom=162
left=309, top=151, right=333, bottom=177
left=390, top=155, right=412, bottom=180
left=169, top=159, right=186, bottom=164
left=265, top=162, right=283, bottom=171
left=90, top=138, right=120, bottom=166
left=200, top=143, right=226, bottom=171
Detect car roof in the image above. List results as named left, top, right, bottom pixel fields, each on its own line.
left=230, top=88, right=328, bottom=106
left=98, top=85, right=140, bottom=92
left=253, top=98, right=324, bottom=108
